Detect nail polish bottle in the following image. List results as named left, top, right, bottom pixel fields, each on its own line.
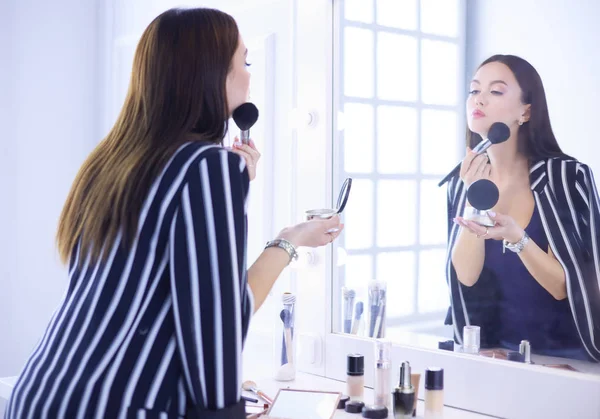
left=346, top=354, right=365, bottom=401
left=393, top=361, right=415, bottom=419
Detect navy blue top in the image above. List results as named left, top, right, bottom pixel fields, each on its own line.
left=483, top=205, right=582, bottom=351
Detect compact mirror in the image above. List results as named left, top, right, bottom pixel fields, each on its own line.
left=335, top=177, right=352, bottom=215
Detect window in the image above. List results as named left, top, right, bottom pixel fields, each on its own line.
left=333, top=0, right=466, bottom=337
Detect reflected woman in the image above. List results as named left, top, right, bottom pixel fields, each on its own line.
left=446, top=54, right=600, bottom=362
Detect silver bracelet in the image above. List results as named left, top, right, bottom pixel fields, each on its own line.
left=503, top=231, right=530, bottom=254
left=265, top=239, right=298, bottom=263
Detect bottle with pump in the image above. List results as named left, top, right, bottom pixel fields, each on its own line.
left=374, top=340, right=392, bottom=410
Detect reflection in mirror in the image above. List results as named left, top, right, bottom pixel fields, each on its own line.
left=334, top=0, right=461, bottom=346
left=332, top=0, right=600, bottom=375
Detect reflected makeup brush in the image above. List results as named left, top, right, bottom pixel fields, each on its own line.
left=280, top=309, right=294, bottom=364
left=343, top=288, right=356, bottom=333
left=351, top=301, right=364, bottom=335
left=369, top=284, right=385, bottom=337
left=373, top=289, right=386, bottom=338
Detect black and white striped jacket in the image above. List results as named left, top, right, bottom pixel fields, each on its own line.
left=445, top=157, right=600, bottom=362
left=5, top=142, right=253, bottom=418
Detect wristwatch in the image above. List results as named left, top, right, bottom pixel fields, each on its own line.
left=265, top=239, right=299, bottom=263
left=503, top=231, right=530, bottom=254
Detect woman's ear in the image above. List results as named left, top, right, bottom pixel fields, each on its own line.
left=521, top=104, right=532, bottom=123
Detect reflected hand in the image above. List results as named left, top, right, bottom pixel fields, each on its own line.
left=460, top=147, right=491, bottom=187
left=454, top=211, right=524, bottom=243
left=277, top=215, right=344, bottom=248
left=230, top=137, right=261, bottom=181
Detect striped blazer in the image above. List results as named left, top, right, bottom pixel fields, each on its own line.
left=445, top=157, right=600, bottom=362
left=5, top=142, right=253, bottom=418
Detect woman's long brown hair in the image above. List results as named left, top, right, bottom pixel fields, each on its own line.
left=57, top=8, right=239, bottom=266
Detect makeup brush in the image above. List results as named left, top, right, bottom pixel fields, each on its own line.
left=373, top=292, right=386, bottom=339
left=242, top=380, right=273, bottom=405
left=282, top=293, right=296, bottom=329
left=280, top=293, right=296, bottom=365
left=351, top=301, right=364, bottom=335
left=369, top=285, right=382, bottom=337
left=369, top=283, right=387, bottom=338
left=280, top=309, right=294, bottom=364
left=342, top=288, right=356, bottom=333
left=232, top=102, right=259, bottom=145
left=282, top=292, right=297, bottom=305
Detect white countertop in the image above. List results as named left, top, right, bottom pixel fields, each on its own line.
left=240, top=371, right=492, bottom=418
left=0, top=376, right=16, bottom=402
left=0, top=373, right=489, bottom=418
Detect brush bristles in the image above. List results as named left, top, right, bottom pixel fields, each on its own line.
left=282, top=292, right=296, bottom=305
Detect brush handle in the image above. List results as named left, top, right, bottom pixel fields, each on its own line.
left=242, top=395, right=258, bottom=403
left=374, top=315, right=382, bottom=339
left=283, top=327, right=294, bottom=364
left=240, top=129, right=250, bottom=144
left=374, top=303, right=385, bottom=338
left=256, top=389, right=274, bottom=405
left=369, top=305, right=379, bottom=337
left=351, top=318, right=360, bottom=335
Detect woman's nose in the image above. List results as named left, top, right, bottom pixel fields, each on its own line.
left=476, top=94, right=486, bottom=106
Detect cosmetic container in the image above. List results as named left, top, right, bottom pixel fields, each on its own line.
left=424, top=367, right=444, bottom=419
left=519, top=340, right=532, bottom=364
left=393, top=361, right=415, bottom=419
left=346, top=354, right=365, bottom=401
left=274, top=292, right=296, bottom=381
left=374, top=340, right=392, bottom=410
left=362, top=405, right=388, bottom=418
left=462, top=325, right=480, bottom=354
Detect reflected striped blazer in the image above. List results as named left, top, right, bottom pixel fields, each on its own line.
left=5, top=142, right=253, bottom=418
left=445, top=157, right=600, bottom=362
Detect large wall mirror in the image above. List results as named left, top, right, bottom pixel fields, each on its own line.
left=330, top=0, right=600, bottom=381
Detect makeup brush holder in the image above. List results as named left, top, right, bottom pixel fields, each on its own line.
left=274, top=292, right=297, bottom=381
left=367, top=280, right=387, bottom=339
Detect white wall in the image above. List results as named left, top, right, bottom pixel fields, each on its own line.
left=0, top=0, right=102, bottom=391
left=0, top=0, right=16, bottom=414
left=466, top=0, right=600, bottom=173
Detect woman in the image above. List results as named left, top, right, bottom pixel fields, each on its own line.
left=445, top=54, right=600, bottom=362
left=4, top=8, right=342, bottom=419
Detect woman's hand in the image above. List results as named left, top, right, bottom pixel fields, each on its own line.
left=276, top=215, right=344, bottom=248
left=460, top=147, right=491, bottom=187
left=454, top=211, right=524, bottom=243
left=230, top=137, right=261, bottom=181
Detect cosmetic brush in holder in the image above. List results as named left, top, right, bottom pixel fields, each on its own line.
left=274, top=292, right=296, bottom=381
left=342, top=287, right=356, bottom=334
left=351, top=301, right=364, bottom=335
left=367, top=280, right=387, bottom=339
